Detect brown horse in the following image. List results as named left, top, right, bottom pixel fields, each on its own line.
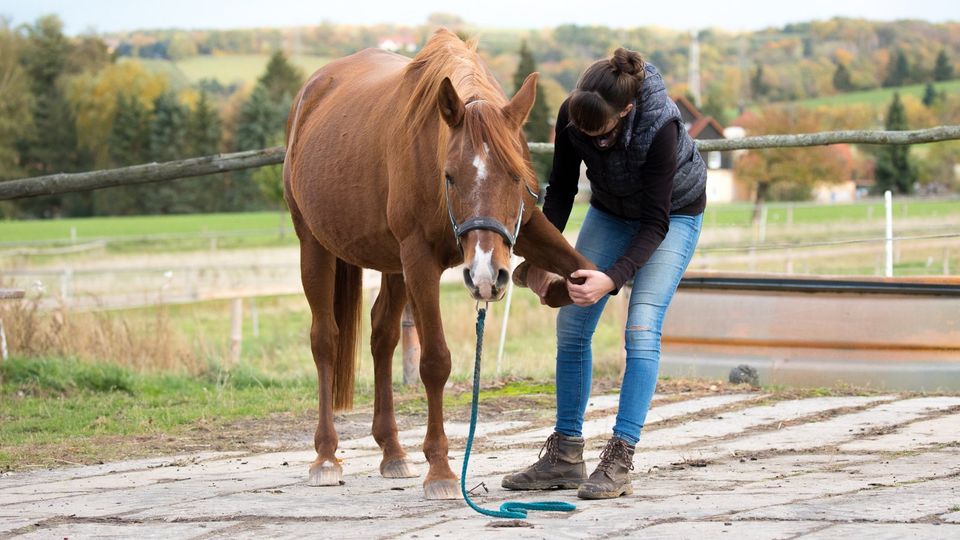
left=283, top=28, right=594, bottom=500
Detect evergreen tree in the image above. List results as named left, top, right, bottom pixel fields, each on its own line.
left=922, top=83, right=937, bottom=107
left=257, top=51, right=304, bottom=105
left=186, top=91, right=222, bottom=157
left=99, top=93, right=150, bottom=214
left=0, top=23, right=33, bottom=184
left=108, top=94, right=150, bottom=166
left=750, top=62, right=769, bottom=100
left=832, top=62, right=853, bottom=91
left=512, top=40, right=552, bottom=195
left=874, top=93, right=916, bottom=194
left=883, top=49, right=909, bottom=88
left=513, top=40, right=550, bottom=143
left=185, top=91, right=225, bottom=212
left=934, top=49, right=953, bottom=82
left=228, top=83, right=286, bottom=211
left=15, top=15, right=90, bottom=217
left=145, top=91, right=192, bottom=213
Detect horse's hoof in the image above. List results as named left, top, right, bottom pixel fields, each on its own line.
left=423, top=478, right=460, bottom=500
left=512, top=261, right=531, bottom=288
left=381, top=457, right=418, bottom=479
left=308, top=460, right=343, bottom=486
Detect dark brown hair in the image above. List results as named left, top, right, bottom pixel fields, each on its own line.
left=568, top=48, right=646, bottom=132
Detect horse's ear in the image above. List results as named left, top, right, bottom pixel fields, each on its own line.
left=503, top=72, right=538, bottom=131
left=437, top=77, right=464, bottom=128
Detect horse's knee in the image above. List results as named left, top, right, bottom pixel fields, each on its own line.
left=418, top=348, right=451, bottom=387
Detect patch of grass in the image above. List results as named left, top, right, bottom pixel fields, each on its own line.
left=0, top=356, right=323, bottom=470
left=137, top=54, right=331, bottom=87
left=787, top=79, right=960, bottom=109
left=0, top=211, right=293, bottom=245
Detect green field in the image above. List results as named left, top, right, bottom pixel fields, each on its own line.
left=4, top=199, right=959, bottom=246
left=138, top=54, right=331, bottom=87
left=0, top=210, right=292, bottom=244
left=787, top=79, right=960, bottom=109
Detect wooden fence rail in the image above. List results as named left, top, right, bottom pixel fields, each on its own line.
left=3, top=126, right=960, bottom=201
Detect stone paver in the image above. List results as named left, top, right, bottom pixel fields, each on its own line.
left=496, top=393, right=763, bottom=446
left=838, top=411, right=960, bottom=452
left=3, top=392, right=959, bottom=539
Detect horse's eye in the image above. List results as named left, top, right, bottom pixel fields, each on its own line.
left=512, top=174, right=521, bottom=183
left=445, top=172, right=454, bottom=185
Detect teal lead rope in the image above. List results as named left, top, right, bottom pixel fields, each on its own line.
left=460, top=306, right=576, bottom=519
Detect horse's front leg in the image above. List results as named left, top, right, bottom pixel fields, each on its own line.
left=514, top=208, right=597, bottom=307
left=400, top=240, right=459, bottom=500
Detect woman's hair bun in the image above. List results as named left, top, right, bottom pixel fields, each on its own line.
left=609, top=48, right=644, bottom=77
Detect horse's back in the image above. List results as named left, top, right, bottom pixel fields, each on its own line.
left=284, top=48, right=410, bottom=271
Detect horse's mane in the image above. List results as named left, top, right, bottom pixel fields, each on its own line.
left=395, top=28, right=536, bottom=189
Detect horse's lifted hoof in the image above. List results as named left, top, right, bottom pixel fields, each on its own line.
left=381, top=457, right=418, bottom=479
left=512, top=261, right=531, bottom=288
left=423, top=478, right=460, bottom=500
left=308, top=460, right=343, bottom=486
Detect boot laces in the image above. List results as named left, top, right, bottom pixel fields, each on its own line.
left=596, top=438, right=634, bottom=474
left=538, top=433, right=561, bottom=464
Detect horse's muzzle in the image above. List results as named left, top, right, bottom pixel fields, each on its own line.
left=463, top=266, right=510, bottom=302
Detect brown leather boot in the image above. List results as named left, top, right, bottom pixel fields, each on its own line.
left=501, top=432, right=587, bottom=490
left=577, top=437, right=635, bottom=499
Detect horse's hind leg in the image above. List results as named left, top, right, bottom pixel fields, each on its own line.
left=292, top=213, right=342, bottom=486
left=370, top=273, right=418, bottom=478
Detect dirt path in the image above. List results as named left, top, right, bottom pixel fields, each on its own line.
left=2, top=389, right=959, bottom=538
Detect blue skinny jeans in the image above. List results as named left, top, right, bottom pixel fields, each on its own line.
left=554, top=205, right=703, bottom=445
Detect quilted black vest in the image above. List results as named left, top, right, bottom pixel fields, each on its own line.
left=568, top=63, right=707, bottom=216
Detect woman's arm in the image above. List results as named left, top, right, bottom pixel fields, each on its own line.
left=602, top=122, right=678, bottom=292
left=541, top=100, right=582, bottom=232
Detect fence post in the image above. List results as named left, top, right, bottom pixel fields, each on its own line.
left=229, top=297, right=243, bottom=366
left=401, top=303, right=420, bottom=386
left=250, top=296, right=260, bottom=338
left=495, top=256, right=516, bottom=378
left=885, top=190, right=894, bottom=277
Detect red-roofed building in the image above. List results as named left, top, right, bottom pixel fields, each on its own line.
left=672, top=95, right=749, bottom=202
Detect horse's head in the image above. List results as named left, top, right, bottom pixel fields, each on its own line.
left=437, top=73, right=540, bottom=302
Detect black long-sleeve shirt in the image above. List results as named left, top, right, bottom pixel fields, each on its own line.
left=542, top=102, right=706, bottom=292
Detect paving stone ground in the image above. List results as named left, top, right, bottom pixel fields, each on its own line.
left=2, top=392, right=959, bottom=539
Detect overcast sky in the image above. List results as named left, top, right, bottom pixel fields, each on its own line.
left=3, top=0, right=959, bottom=34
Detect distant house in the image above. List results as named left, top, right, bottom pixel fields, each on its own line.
left=377, top=35, right=418, bottom=53
left=673, top=95, right=749, bottom=203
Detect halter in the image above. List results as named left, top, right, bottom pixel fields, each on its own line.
left=444, top=177, right=540, bottom=252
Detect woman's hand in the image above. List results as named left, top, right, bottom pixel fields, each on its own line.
left=567, top=269, right=615, bottom=306
left=526, top=266, right=561, bottom=305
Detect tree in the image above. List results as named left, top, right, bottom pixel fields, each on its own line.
left=513, top=40, right=550, bottom=143
left=733, top=107, right=851, bottom=222
left=922, top=83, right=937, bottom=107
left=873, top=92, right=916, bottom=194
left=512, top=40, right=552, bottom=195
left=98, top=93, right=151, bottom=215
left=934, top=49, right=953, bottom=82
left=14, top=15, right=91, bottom=217
left=883, top=49, right=909, bottom=88
left=228, top=84, right=286, bottom=211
left=257, top=51, right=303, bottom=105
left=67, top=61, right=167, bottom=168
left=832, top=62, right=853, bottom=91
left=0, top=21, right=33, bottom=182
left=185, top=91, right=225, bottom=212
left=750, top=62, right=769, bottom=101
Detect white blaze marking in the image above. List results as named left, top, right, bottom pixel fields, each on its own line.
left=471, top=238, right=494, bottom=285
left=472, top=153, right=487, bottom=183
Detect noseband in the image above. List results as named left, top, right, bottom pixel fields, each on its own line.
left=444, top=177, right=540, bottom=252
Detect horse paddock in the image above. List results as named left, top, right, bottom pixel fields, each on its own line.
left=3, top=388, right=959, bottom=539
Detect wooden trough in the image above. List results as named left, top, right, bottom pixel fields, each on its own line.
left=661, top=273, right=960, bottom=391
